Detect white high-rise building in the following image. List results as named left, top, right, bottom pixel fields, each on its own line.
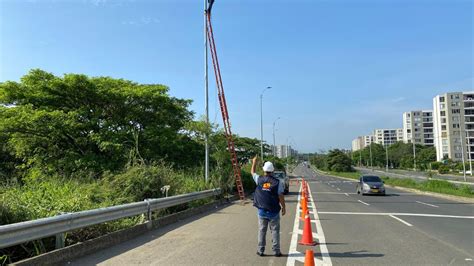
left=352, top=135, right=374, bottom=151
left=364, top=135, right=374, bottom=147
left=373, top=128, right=403, bottom=147
left=352, top=137, right=364, bottom=151
left=275, top=145, right=297, bottom=158
left=402, top=110, right=434, bottom=146
left=433, top=92, right=474, bottom=162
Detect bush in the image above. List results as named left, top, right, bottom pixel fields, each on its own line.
left=438, top=165, right=450, bottom=174
left=430, top=162, right=442, bottom=170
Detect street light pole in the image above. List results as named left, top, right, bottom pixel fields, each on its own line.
left=468, top=133, right=473, bottom=176
left=260, top=87, right=271, bottom=161
left=272, top=117, right=281, bottom=157
left=204, top=0, right=209, bottom=182
left=412, top=141, right=416, bottom=171
left=369, top=143, right=373, bottom=170
left=385, top=144, right=389, bottom=172
left=459, top=123, right=467, bottom=182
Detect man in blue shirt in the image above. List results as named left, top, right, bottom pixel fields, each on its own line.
left=251, top=156, right=286, bottom=257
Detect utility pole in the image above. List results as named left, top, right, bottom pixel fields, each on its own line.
left=369, top=143, right=373, bottom=170
left=204, top=0, right=209, bottom=183
left=260, top=87, right=271, bottom=161
left=272, top=117, right=280, bottom=156
left=468, top=133, right=473, bottom=176
left=412, top=141, right=416, bottom=171
left=359, top=149, right=362, bottom=167
left=385, top=144, right=389, bottom=172
left=459, top=122, right=467, bottom=182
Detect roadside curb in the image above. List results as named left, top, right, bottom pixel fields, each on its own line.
left=313, top=168, right=474, bottom=204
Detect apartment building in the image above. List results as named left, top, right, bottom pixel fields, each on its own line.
left=373, top=128, right=403, bottom=147
left=402, top=110, right=434, bottom=146
left=364, top=135, right=374, bottom=147
left=275, top=145, right=297, bottom=158
left=352, top=135, right=374, bottom=151
left=433, top=92, right=474, bottom=162
left=352, top=137, right=363, bottom=151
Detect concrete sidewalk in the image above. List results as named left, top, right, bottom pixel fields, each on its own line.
left=70, top=188, right=299, bottom=265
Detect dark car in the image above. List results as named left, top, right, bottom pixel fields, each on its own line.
left=356, top=175, right=385, bottom=196
left=273, top=171, right=289, bottom=195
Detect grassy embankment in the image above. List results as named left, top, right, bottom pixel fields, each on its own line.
left=324, top=170, right=474, bottom=198
left=0, top=163, right=255, bottom=264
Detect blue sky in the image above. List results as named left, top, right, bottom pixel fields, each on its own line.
left=1, top=0, right=472, bottom=152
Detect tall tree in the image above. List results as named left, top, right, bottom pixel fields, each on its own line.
left=0, top=69, right=201, bottom=178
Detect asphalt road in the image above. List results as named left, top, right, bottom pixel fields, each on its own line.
left=69, top=165, right=474, bottom=265
left=296, top=164, right=474, bottom=265
left=355, top=166, right=474, bottom=186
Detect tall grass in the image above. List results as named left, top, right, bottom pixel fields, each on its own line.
left=0, top=162, right=241, bottom=264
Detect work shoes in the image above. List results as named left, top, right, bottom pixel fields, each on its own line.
left=275, top=251, right=282, bottom=257
left=256, top=251, right=264, bottom=256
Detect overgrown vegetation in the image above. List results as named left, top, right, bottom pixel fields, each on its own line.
left=0, top=69, right=270, bottom=264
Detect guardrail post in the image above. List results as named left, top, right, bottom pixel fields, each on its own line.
left=144, top=199, right=152, bottom=230
left=55, top=212, right=67, bottom=249
left=55, top=232, right=65, bottom=249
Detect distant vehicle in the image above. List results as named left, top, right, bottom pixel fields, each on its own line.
left=459, top=170, right=472, bottom=175
left=273, top=171, right=289, bottom=195
left=356, top=175, right=385, bottom=196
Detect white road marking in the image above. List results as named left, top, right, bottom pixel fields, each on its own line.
left=389, top=215, right=413, bottom=226
left=315, top=192, right=356, bottom=194
left=416, top=201, right=439, bottom=208
left=358, top=200, right=370, bottom=206
left=465, top=258, right=473, bottom=261
left=336, top=188, right=341, bottom=191
left=287, top=184, right=303, bottom=265
left=308, top=183, right=332, bottom=265
left=344, top=193, right=349, bottom=196
left=317, top=211, right=474, bottom=219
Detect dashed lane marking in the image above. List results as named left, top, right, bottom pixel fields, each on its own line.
left=416, top=201, right=439, bottom=208
left=390, top=215, right=413, bottom=226
left=344, top=193, right=349, bottom=196
left=317, top=211, right=474, bottom=219
left=308, top=182, right=332, bottom=265
left=358, top=200, right=370, bottom=206
left=313, top=192, right=357, bottom=195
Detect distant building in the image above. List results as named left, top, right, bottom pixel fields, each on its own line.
left=402, top=110, right=434, bottom=146
left=363, top=135, right=374, bottom=147
left=352, top=137, right=364, bottom=151
left=275, top=145, right=297, bottom=158
left=373, top=128, right=403, bottom=147
left=433, top=92, right=474, bottom=162
left=352, top=135, right=374, bottom=151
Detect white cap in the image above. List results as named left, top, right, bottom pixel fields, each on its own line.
left=262, top=161, right=274, bottom=172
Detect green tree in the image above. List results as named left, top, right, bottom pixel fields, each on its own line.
left=0, top=69, right=201, bottom=179
left=327, top=149, right=352, bottom=172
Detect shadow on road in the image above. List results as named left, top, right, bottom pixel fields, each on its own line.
left=316, top=250, right=384, bottom=258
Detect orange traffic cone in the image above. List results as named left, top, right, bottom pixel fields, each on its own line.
left=300, top=199, right=308, bottom=220
left=300, top=194, right=307, bottom=209
left=304, top=249, right=315, bottom=266
left=299, top=210, right=317, bottom=246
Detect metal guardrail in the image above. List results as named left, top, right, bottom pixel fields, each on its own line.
left=0, top=188, right=221, bottom=249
